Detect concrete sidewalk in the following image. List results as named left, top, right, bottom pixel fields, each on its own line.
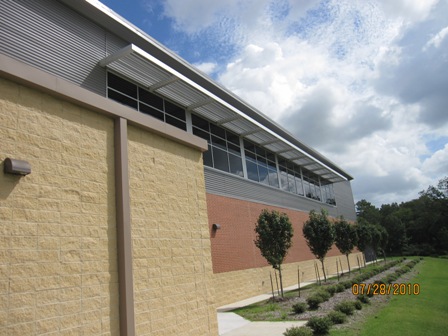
left=217, top=283, right=313, bottom=336
left=218, top=316, right=307, bottom=336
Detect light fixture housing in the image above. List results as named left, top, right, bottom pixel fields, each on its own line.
left=4, top=158, right=31, bottom=176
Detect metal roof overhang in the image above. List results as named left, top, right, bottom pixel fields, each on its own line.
left=99, top=44, right=348, bottom=183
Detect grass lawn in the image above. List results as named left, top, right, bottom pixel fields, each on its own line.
left=330, top=257, right=448, bottom=336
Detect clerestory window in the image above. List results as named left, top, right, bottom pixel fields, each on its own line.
left=107, top=72, right=186, bottom=131
left=192, top=114, right=244, bottom=177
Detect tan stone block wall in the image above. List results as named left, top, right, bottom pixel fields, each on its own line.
left=128, top=126, right=218, bottom=336
left=0, top=78, right=119, bottom=335
left=213, top=253, right=363, bottom=307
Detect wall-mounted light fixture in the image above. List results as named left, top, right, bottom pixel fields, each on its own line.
left=212, top=223, right=221, bottom=230
left=4, top=158, right=31, bottom=176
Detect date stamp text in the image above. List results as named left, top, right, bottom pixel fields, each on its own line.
left=352, top=283, right=420, bottom=296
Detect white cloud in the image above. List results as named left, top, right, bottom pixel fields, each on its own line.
left=422, top=144, right=448, bottom=176
left=161, top=0, right=269, bottom=35
left=158, top=0, right=448, bottom=206
left=193, top=62, right=218, bottom=75
left=377, top=0, right=439, bottom=23
left=424, top=26, right=448, bottom=50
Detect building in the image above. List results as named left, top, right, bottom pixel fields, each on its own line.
left=0, top=0, right=359, bottom=335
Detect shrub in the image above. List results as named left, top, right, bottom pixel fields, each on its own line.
left=325, top=286, right=336, bottom=296
left=334, top=301, right=355, bottom=315
left=386, top=274, right=398, bottom=283
left=354, top=300, right=362, bottom=310
left=307, top=294, right=323, bottom=310
left=335, top=283, right=345, bottom=293
left=357, top=294, right=370, bottom=304
left=327, top=310, right=347, bottom=324
left=306, top=316, right=333, bottom=335
left=315, top=288, right=331, bottom=301
left=374, top=279, right=386, bottom=286
left=292, top=302, right=307, bottom=314
left=284, top=326, right=314, bottom=336
left=342, top=281, right=352, bottom=289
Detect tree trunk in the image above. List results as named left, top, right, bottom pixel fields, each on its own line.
left=346, top=253, right=351, bottom=275
left=320, top=259, right=327, bottom=282
left=278, top=265, right=284, bottom=298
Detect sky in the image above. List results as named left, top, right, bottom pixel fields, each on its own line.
left=100, top=0, right=448, bottom=207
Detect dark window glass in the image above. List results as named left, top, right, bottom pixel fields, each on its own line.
left=295, top=175, right=303, bottom=195
left=165, top=100, right=186, bottom=120
left=108, top=73, right=137, bottom=98
left=278, top=158, right=287, bottom=167
left=203, top=144, right=213, bottom=167
left=258, top=165, right=269, bottom=185
left=192, top=114, right=209, bottom=131
left=244, top=141, right=256, bottom=152
left=139, top=88, right=163, bottom=110
left=108, top=89, right=138, bottom=109
left=107, top=73, right=187, bottom=131
left=227, top=133, right=240, bottom=146
left=303, top=180, right=311, bottom=198
left=210, top=124, right=226, bottom=139
left=256, top=155, right=267, bottom=167
left=212, top=146, right=229, bottom=172
left=193, top=128, right=210, bottom=141
left=255, top=146, right=266, bottom=157
left=166, top=115, right=186, bottom=131
left=229, top=154, right=244, bottom=177
left=139, top=103, right=164, bottom=121
left=228, top=143, right=240, bottom=156
left=245, top=150, right=256, bottom=161
left=211, top=135, right=227, bottom=150
left=321, top=186, right=328, bottom=204
left=280, top=171, right=289, bottom=191
left=268, top=168, right=279, bottom=188
left=267, top=159, right=276, bottom=171
left=266, top=152, right=276, bottom=162
left=289, top=174, right=298, bottom=194
left=246, top=160, right=258, bottom=182
left=279, top=164, right=287, bottom=173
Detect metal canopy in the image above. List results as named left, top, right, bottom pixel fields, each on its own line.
left=99, top=44, right=348, bottom=183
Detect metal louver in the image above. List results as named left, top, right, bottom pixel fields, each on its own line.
left=99, top=44, right=348, bottom=183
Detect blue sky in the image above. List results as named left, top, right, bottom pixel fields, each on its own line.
left=101, top=0, right=448, bottom=207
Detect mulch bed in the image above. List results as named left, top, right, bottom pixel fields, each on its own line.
left=255, top=259, right=418, bottom=322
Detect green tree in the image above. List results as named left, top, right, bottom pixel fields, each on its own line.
left=356, top=199, right=381, bottom=224
left=382, top=214, right=407, bottom=254
left=377, top=225, right=389, bottom=261
left=333, top=217, right=358, bottom=274
left=254, top=209, right=294, bottom=298
left=355, top=219, right=372, bottom=266
left=302, top=209, right=335, bottom=282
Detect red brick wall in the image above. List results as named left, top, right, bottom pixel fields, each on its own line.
left=207, top=194, right=343, bottom=273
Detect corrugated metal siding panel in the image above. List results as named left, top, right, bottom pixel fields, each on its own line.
left=0, top=0, right=112, bottom=95
left=204, top=168, right=342, bottom=218
left=333, top=181, right=357, bottom=221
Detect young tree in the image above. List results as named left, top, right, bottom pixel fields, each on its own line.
left=333, top=217, right=358, bottom=274
left=377, top=225, right=389, bottom=262
left=355, top=219, right=372, bottom=267
left=302, top=209, right=335, bottom=282
left=254, top=209, right=294, bottom=298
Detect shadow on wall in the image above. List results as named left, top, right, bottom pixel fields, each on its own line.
left=0, top=159, right=22, bottom=200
